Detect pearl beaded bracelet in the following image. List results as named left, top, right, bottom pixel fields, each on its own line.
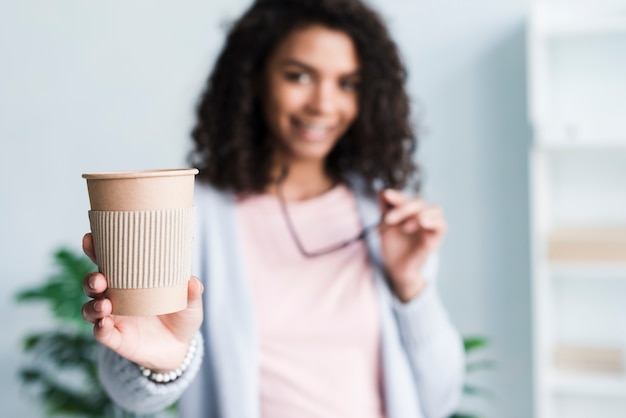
left=138, top=337, right=198, bottom=384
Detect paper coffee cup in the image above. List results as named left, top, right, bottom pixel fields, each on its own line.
left=82, top=169, right=198, bottom=316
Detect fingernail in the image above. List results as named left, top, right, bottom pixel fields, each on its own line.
left=94, top=301, right=102, bottom=312
left=383, top=189, right=395, bottom=199
left=88, top=275, right=97, bottom=290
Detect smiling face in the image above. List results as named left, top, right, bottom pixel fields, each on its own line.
left=262, top=24, right=361, bottom=168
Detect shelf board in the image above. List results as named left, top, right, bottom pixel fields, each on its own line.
left=548, top=372, right=626, bottom=397
left=544, top=17, right=626, bottom=37
left=532, top=141, right=626, bottom=152
left=534, top=5, right=626, bottom=37
left=549, top=262, right=626, bottom=279
left=548, top=227, right=626, bottom=263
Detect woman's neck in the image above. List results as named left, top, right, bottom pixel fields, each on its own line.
left=268, top=160, right=336, bottom=202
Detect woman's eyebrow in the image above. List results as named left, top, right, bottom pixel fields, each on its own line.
left=279, top=58, right=360, bottom=77
left=279, top=58, right=316, bottom=72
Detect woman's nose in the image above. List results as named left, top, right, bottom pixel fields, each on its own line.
left=306, top=82, right=337, bottom=114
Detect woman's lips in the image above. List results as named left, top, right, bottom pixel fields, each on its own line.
left=291, top=118, right=336, bottom=141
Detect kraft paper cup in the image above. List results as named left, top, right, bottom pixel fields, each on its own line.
left=82, top=169, right=198, bottom=316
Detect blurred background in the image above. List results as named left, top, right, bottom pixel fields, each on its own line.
left=1, top=0, right=624, bottom=417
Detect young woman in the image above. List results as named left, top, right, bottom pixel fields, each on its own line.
left=81, top=0, right=465, bottom=417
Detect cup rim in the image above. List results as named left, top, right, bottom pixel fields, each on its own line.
left=82, top=168, right=199, bottom=180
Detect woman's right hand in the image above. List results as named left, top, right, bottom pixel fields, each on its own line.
left=81, top=233, right=204, bottom=372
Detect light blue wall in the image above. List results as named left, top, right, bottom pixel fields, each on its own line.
left=0, top=0, right=531, bottom=416
left=376, top=2, right=532, bottom=417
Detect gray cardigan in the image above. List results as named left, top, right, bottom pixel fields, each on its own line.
left=98, top=179, right=465, bottom=418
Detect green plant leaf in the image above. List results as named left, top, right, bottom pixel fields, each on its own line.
left=466, top=359, right=497, bottom=373
left=463, top=336, right=489, bottom=353
left=449, top=413, right=481, bottom=418
left=41, top=383, right=109, bottom=417
left=19, top=364, right=109, bottom=417
left=464, top=383, right=495, bottom=399
left=23, top=331, right=98, bottom=370
left=19, top=367, right=44, bottom=383
left=22, top=333, right=44, bottom=352
left=16, top=248, right=96, bottom=329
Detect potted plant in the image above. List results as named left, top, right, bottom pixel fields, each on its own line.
left=15, top=247, right=172, bottom=417
left=450, top=335, right=495, bottom=418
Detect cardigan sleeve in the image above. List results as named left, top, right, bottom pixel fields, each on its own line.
left=391, top=255, right=466, bottom=418
left=97, top=331, right=204, bottom=414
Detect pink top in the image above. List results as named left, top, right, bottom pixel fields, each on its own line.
left=237, top=184, right=385, bottom=418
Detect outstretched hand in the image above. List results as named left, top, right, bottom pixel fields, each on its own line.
left=379, top=189, right=447, bottom=303
left=81, top=233, right=204, bottom=372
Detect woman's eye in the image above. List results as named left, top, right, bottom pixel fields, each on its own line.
left=285, top=72, right=311, bottom=84
left=340, top=79, right=360, bottom=92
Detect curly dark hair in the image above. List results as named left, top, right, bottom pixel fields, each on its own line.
left=189, top=0, right=419, bottom=194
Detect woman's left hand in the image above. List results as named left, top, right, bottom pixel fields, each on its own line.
left=379, top=189, right=448, bottom=303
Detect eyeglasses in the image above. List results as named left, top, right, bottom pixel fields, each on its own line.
left=275, top=167, right=384, bottom=258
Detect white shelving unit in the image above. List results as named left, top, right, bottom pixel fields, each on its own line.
left=528, top=1, right=626, bottom=417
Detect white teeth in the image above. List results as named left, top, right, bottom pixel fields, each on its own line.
left=298, top=121, right=329, bottom=131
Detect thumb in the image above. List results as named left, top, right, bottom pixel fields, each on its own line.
left=186, top=276, right=204, bottom=312
left=378, top=189, right=403, bottom=221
